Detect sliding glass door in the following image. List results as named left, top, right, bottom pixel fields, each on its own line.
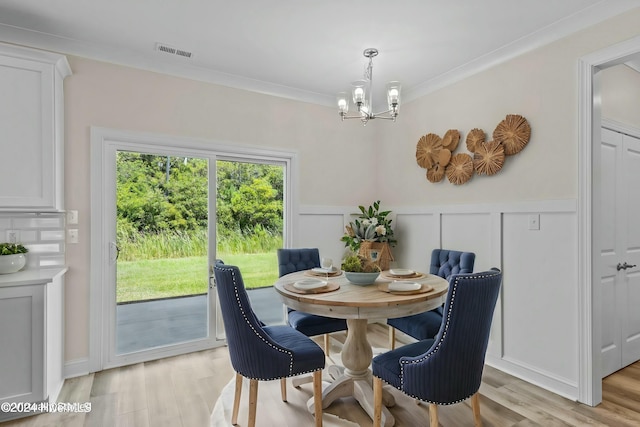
left=89, top=128, right=296, bottom=370
left=215, top=159, right=285, bottom=327
left=115, top=151, right=210, bottom=355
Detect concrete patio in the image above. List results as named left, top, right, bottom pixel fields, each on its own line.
left=116, top=287, right=285, bottom=354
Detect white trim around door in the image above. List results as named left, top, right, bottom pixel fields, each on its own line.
left=578, top=34, right=640, bottom=406
left=89, top=127, right=298, bottom=372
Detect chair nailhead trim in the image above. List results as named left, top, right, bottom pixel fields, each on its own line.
left=216, top=266, right=322, bottom=381
left=375, top=270, right=501, bottom=405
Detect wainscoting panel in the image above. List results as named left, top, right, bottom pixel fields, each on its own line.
left=500, top=211, right=579, bottom=395
left=441, top=213, right=495, bottom=272
left=392, top=213, right=439, bottom=271
left=295, top=200, right=579, bottom=400
left=297, top=208, right=350, bottom=264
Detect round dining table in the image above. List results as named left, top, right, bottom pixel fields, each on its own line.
left=274, top=269, right=448, bottom=427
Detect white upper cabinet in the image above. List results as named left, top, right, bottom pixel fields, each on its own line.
left=0, top=43, right=71, bottom=211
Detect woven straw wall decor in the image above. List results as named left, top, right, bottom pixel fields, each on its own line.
left=416, top=133, right=442, bottom=169
left=473, top=140, right=505, bottom=175
left=438, top=148, right=451, bottom=167
left=465, top=128, right=485, bottom=153
left=426, top=163, right=446, bottom=183
left=493, top=114, right=530, bottom=155
left=446, top=153, right=474, bottom=185
left=416, top=114, right=529, bottom=185
left=442, top=129, right=460, bottom=152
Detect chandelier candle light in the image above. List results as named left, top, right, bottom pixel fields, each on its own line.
left=337, top=48, right=401, bottom=125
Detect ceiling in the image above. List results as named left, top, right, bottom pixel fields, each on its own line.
left=0, top=1, right=639, bottom=109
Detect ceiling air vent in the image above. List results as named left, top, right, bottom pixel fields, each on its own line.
left=155, top=43, right=193, bottom=59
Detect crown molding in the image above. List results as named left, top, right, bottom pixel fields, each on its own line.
left=0, top=23, right=335, bottom=107
left=403, top=1, right=640, bottom=103
left=1, top=1, right=638, bottom=108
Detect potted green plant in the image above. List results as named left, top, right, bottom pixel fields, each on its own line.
left=341, top=253, right=380, bottom=286
left=0, top=243, right=28, bottom=274
left=341, top=200, right=396, bottom=270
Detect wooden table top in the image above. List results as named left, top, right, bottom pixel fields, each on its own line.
left=274, top=270, right=448, bottom=320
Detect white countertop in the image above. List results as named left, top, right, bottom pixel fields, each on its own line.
left=0, top=267, right=68, bottom=287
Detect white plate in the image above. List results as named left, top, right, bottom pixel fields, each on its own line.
left=389, top=268, right=414, bottom=276
left=389, top=281, right=421, bottom=292
left=311, top=267, right=336, bottom=274
left=293, top=278, right=327, bottom=290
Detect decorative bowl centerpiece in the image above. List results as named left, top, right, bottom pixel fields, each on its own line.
left=0, top=243, right=28, bottom=274
left=341, top=253, right=380, bottom=286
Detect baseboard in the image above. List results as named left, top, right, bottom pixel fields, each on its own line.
left=64, top=358, right=90, bottom=379
left=485, top=354, right=579, bottom=401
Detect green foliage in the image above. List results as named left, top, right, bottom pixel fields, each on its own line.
left=341, top=200, right=396, bottom=251
left=116, top=228, right=282, bottom=261
left=116, top=154, right=285, bottom=260
left=341, top=253, right=380, bottom=273
left=116, top=251, right=279, bottom=303
left=216, top=161, right=283, bottom=235
left=0, top=243, right=28, bottom=255
left=116, top=152, right=208, bottom=234
left=114, top=154, right=285, bottom=302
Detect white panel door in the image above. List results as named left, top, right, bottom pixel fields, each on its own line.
left=600, top=128, right=640, bottom=377
left=620, top=134, right=640, bottom=367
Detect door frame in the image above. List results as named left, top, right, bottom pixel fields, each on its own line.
left=89, top=127, right=298, bottom=372
left=578, top=34, right=640, bottom=406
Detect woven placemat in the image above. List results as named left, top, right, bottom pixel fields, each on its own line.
left=305, top=269, right=342, bottom=278
left=283, top=282, right=340, bottom=294
left=377, top=282, right=433, bottom=295
left=380, top=270, right=425, bottom=280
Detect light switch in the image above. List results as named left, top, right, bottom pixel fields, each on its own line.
left=67, top=210, right=79, bottom=225
left=67, top=229, right=79, bottom=244
left=528, top=214, right=540, bottom=230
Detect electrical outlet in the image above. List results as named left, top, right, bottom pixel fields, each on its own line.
left=528, top=214, right=540, bottom=231
left=6, top=230, right=19, bottom=243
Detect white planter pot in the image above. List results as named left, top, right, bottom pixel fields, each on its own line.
left=0, top=254, right=26, bottom=274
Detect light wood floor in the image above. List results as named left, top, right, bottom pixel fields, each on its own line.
left=3, top=323, right=640, bottom=427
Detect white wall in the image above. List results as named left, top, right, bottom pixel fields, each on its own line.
left=601, top=63, right=640, bottom=128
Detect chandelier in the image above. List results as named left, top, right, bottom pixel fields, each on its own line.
left=337, top=48, right=401, bottom=125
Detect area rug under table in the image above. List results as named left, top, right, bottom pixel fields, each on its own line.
left=210, top=375, right=359, bottom=427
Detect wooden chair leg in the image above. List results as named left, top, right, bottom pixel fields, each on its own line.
left=373, top=376, right=383, bottom=427
left=231, top=373, right=243, bottom=425
left=388, top=326, right=396, bottom=350
left=471, top=393, right=482, bottom=426
left=248, top=379, right=258, bottom=427
left=313, top=370, right=323, bottom=427
left=429, top=403, right=439, bottom=427
left=324, top=333, right=330, bottom=356
left=280, top=378, right=287, bottom=402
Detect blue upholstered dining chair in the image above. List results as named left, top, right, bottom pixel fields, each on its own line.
left=387, top=248, right=475, bottom=349
left=277, top=248, right=347, bottom=356
left=372, top=269, right=502, bottom=427
left=213, top=260, right=325, bottom=427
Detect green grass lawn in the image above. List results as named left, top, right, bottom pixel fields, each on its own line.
left=116, top=252, right=279, bottom=303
